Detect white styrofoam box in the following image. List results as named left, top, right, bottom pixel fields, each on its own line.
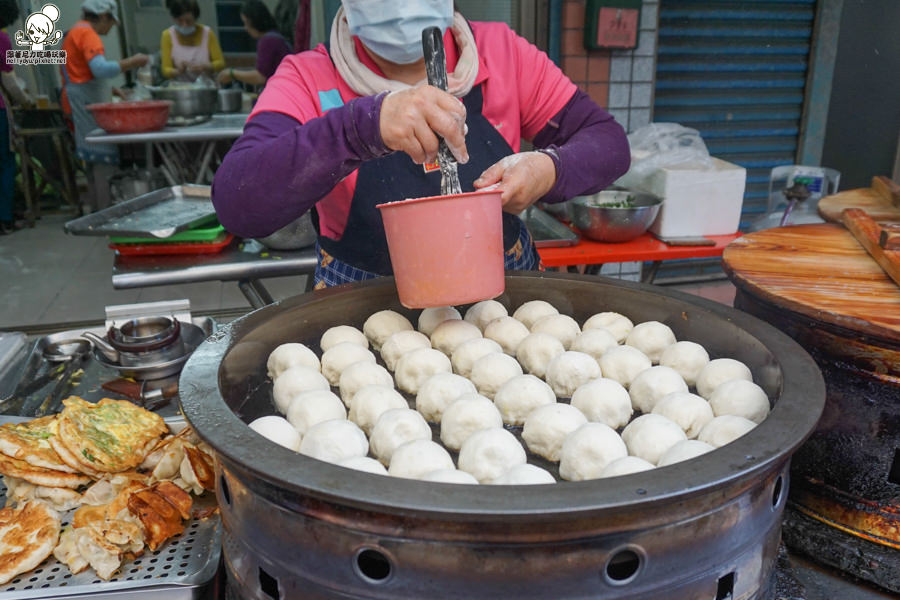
left=618, top=157, right=747, bottom=238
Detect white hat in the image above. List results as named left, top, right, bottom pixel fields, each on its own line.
left=82, top=0, right=120, bottom=22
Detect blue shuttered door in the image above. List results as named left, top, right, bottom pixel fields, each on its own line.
left=654, top=0, right=816, bottom=228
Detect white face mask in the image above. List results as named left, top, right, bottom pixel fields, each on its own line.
left=342, top=0, right=453, bottom=65
left=175, top=24, right=196, bottom=36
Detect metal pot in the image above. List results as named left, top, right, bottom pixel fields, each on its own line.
left=180, top=272, right=825, bottom=600
left=149, top=86, right=218, bottom=117
left=83, top=316, right=185, bottom=367
left=217, top=88, right=242, bottom=113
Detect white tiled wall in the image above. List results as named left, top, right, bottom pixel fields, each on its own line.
left=608, top=0, right=659, bottom=132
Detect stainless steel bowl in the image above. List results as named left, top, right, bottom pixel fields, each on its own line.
left=570, top=190, right=662, bottom=242
left=149, top=86, right=218, bottom=117
left=254, top=213, right=317, bottom=250
left=217, top=88, right=242, bottom=113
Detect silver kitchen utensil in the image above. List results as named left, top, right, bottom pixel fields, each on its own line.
left=422, top=26, right=462, bottom=196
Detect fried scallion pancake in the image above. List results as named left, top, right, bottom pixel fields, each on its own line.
left=0, top=416, right=77, bottom=473
left=0, top=453, right=92, bottom=489
left=0, top=500, right=61, bottom=585
left=57, top=398, right=167, bottom=473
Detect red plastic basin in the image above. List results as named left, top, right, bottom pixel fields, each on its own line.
left=87, top=100, right=172, bottom=134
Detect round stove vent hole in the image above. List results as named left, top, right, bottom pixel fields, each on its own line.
left=355, top=549, right=392, bottom=583
left=771, top=476, right=783, bottom=508
left=605, top=549, right=641, bottom=584
left=220, top=475, right=231, bottom=505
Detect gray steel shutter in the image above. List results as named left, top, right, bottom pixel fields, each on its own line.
left=650, top=0, right=816, bottom=280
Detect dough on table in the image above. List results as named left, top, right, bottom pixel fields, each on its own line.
left=363, top=310, right=414, bottom=351
left=272, top=365, right=331, bottom=414
left=430, top=319, right=482, bottom=356
left=457, top=427, right=527, bottom=483
left=337, top=456, right=388, bottom=475
left=570, top=378, right=633, bottom=429
left=286, top=390, right=347, bottom=436
left=298, top=419, right=368, bottom=464
left=339, top=361, right=394, bottom=408
left=420, top=469, right=479, bottom=484
left=570, top=328, right=618, bottom=364
left=415, top=372, right=477, bottom=423
left=657, top=439, right=714, bottom=467
left=697, top=415, right=757, bottom=448
left=628, top=365, right=689, bottom=413
left=516, top=333, right=565, bottom=379
left=492, top=463, right=555, bottom=485
left=439, top=393, right=503, bottom=451
left=708, top=379, right=770, bottom=424
left=512, top=300, right=559, bottom=330
left=464, top=300, right=508, bottom=331
left=321, top=342, right=377, bottom=386
left=597, top=345, right=652, bottom=388
left=267, top=343, right=320, bottom=379
left=545, top=351, right=601, bottom=398
left=369, top=407, right=433, bottom=465
left=625, top=321, right=677, bottom=363
left=418, top=306, right=461, bottom=337
left=600, top=456, right=656, bottom=478
left=493, top=374, right=556, bottom=425
left=522, top=403, right=587, bottom=462
left=248, top=416, right=302, bottom=452
left=469, top=352, right=523, bottom=399
left=583, top=312, right=633, bottom=343
left=320, top=325, right=368, bottom=353
left=381, top=330, right=432, bottom=372
left=348, top=385, right=409, bottom=435
left=394, top=348, right=452, bottom=395
left=621, top=414, right=687, bottom=465
left=451, top=338, right=503, bottom=379
left=696, top=358, right=753, bottom=399
left=388, top=440, right=455, bottom=479
left=559, top=422, right=628, bottom=481
left=659, top=341, right=709, bottom=387
left=530, top=314, right=581, bottom=350
left=651, top=392, right=714, bottom=439
left=483, top=316, right=531, bottom=356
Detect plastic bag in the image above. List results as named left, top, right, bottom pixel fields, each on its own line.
left=626, top=123, right=713, bottom=179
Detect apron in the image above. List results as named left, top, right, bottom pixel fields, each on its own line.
left=169, top=26, right=211, bottom=82
left=64, top=23, right=118, bottom=165
left=313, top=84, right=541, bottom=289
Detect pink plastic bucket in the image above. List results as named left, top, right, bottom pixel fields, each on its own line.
left=377, top=190, right=505, bottom=308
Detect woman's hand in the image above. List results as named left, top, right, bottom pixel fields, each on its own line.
left=187, top=61, right=212, bottom=74
left=379, top=85, right=468, bottom=165
left=217, top=69, right=233, bottom=85
left=123, top=53, right=150, bottom=70
left=474, top=151, right=557, bottom=214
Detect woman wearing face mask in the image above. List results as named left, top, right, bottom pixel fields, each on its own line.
left=212, top=0, right=630, bottom=288
left=217, top=0, right=291, bottom=87
left=61, top=0, right=149, bottom=211
left=160, top=0, right=225, bottom=80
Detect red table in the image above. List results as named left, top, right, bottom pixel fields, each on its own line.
left=537, top=232, right=743, bottom=283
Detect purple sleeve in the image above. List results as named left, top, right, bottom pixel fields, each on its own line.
left=255, top=33, right=290, bottom=79
left=532, top=89, right=631, bottom=204
left=0, top=33, right=12, bottom=73
left=211, top=93, right=391, bottom=238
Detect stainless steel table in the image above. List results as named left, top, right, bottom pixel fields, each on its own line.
left=85, top=113, right=248, bottom=186
left=112, top=238, right=318, bottom=309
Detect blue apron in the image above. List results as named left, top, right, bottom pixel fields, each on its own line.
left=313, top=84, right=541, bottom=289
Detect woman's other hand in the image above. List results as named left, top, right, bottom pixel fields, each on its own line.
left=474, top=152, right=557, bottom=214
left=124, top=53, right=150, bottom=70
left=379, top=85, right=468, bottom=165
left=217, top=69, right=233, bottom=85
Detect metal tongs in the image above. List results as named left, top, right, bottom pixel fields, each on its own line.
left=422, top=26, right=462, bottom=196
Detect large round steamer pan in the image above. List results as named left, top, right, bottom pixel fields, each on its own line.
left=180, top=272, right=825, bottom=600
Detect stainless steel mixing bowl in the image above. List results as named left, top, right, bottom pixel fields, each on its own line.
left=149, top=86, right=218, bottom=117
left=570, top=190, right=662, bottom=242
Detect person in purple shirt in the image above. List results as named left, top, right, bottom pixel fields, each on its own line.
left=0, top=0, right=35, bottom=234
left=217, top=0, right=291, bottom=87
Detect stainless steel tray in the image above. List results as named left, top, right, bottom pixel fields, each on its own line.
left=521, top=206, right=580, bottom=248
left=64, top=186, right=213, bottom=239
left=0, top=418, right=221, bottom=600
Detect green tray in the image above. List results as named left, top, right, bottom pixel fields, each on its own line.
left=109, top=217, right=223, bottom=244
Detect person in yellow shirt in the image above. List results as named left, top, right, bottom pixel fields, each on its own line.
left=160, top=0, right=224, bottom=80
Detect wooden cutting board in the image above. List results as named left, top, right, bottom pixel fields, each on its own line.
left=722, top=224, right=900, bottom=342
left=819, top=175, right=900, bottom=223
left=841, top=208, right=900, bottom=287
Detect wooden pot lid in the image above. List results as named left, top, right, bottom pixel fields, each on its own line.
left=723, top=224, right=900, bottom=344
